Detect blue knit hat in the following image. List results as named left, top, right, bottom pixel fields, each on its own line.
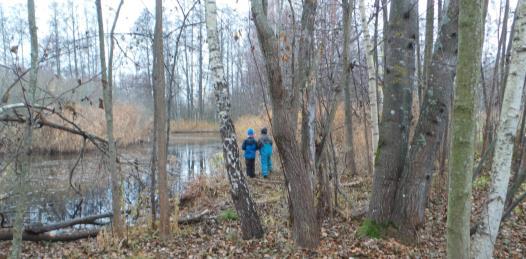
left=247, top=128, right=254, bottom=136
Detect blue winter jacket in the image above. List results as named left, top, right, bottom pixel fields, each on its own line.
left=242, top=137, right=258, bottom=159
left=258, top=134, right=273, bottom=156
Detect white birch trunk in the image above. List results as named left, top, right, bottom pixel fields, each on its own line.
left=471, top=1, right=526, bottom=257
left=205, top=0, right=264, bottom=239
left=359, top=0, right=379, bottom=156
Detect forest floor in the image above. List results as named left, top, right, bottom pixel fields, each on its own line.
left=1, top=169, right=525, bottom=258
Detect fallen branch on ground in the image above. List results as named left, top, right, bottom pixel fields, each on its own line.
left=0, top=229, right=101, bottom=242
left=178, top=209, right=212, bottom=224
left=0, top=213, right=112, bottom=242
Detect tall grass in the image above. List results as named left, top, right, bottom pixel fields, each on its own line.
left=31, top=103, right=151, bottom=153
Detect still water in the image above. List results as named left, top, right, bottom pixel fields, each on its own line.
left=0, top=133, right=223, bottom=226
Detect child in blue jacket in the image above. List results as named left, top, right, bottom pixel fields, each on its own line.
left=257, top=127, right=273, bottom=178
left=242, top=128, right=258, bottom=178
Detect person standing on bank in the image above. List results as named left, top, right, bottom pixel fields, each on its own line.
left=242, top=128, right=258, bottom=178
left=258, top=127, right=273, bottom=178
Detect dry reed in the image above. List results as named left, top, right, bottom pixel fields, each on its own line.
left=31, top=103, right=151, bottom=153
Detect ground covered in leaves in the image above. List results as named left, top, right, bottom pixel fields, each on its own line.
left=1, top=171, right=525, bottom=258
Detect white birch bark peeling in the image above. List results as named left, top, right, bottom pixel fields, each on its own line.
left=471, top=0, right=526, bottom=258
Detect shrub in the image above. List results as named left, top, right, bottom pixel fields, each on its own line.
left=219, top=208, right=238, bottom=221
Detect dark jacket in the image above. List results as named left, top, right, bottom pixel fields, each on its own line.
left=242, top=137, right=258, bottom=159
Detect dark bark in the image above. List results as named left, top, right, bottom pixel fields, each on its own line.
left=153, top=0, right=170, bottom=239
left=368, top=0, right=418, bottom=223
left=251, top=0, right=320, bottom=248
left=390, top=0, right=459, bottom=240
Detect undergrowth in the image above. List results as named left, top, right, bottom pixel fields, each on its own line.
left=357, top=219, right=387, bottom=239
left=219, top=209, right=238, bottom=221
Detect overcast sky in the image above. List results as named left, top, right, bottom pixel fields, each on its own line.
left=0, top=0, right=250, bottom=37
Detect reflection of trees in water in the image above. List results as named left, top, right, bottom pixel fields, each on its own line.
left=0, top=141, right=222, bottom=226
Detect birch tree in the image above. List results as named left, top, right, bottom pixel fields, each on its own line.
left=10, top=0, right=37, bottom=257
left=250, top=0, right=320, bottom=248
left=153, top=0, right=171, bottom=239
left=204, top=0, right=264, bottom=239
left=446, top=0, right=483, bottom=256
left=358, top=0, right=379, bottom=156
left=471, top=0, right=526, bottom=257
left=95, top=0, right=124, bottom=238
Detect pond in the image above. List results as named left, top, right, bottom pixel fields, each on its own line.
left=0, top=133, right=223, bottom=227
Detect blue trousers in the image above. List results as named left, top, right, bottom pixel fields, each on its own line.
left=260, top=154, right=272, bottom=176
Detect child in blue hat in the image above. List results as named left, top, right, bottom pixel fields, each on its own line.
left=241, top=128, right=258, bottom=178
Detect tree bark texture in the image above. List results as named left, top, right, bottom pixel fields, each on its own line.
left=368, top=0, right=418, bottom=223
left=205, top=0, right=264, bottom=240
left=471, top=1, right=526, bottom=257
left=153, top=0, right=171, bottom=239
left=446, top=0, right=483, bottom=257
left=250, top=0, right=320, bottom=248
left=391, top=0, right=459, bottom=240
left=95, top=0, right=124, bottom=239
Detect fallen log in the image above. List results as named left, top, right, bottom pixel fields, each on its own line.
left=26, top=213, right=112, bottom=234
left=0, top=229, right=100, bottom=242
left=0, top=210, right=213, bottom=242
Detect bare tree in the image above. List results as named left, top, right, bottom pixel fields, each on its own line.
left=250, top=0, right=320, bottom=248
left=368, top=0, right=418, bottom=224
left=9, top=1, right=38, bottom=257
left=358, top=0, right=379, bottom=156
left=391, top=0, right=459, bottom=240
left=95, top=0, right=125, bottom=238
left=342, top=0, right=358, bottom=176
left=471, top=0, right=526, bottom=257
left=153, top=0, right=171, bottom=239
left=446, top=0, right=483, bottom=256
left=204, top=0, right=264, bottom=239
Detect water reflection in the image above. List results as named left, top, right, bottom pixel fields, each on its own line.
left=0, top=134, right=222, bottom=226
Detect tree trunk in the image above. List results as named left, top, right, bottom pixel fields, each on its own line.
left=204, top=0, right=264, bottom=239
left=471, top=1, right=526, bottom=257
left=198, top=16, right=204, bottom=120
left=71, top=4, right=79, bottom=79
left=368, top=0, right=417, bottom=223
left=153, top=0, right=171, bottom=239
left=10, top=1, right=37, bottom=257
left=446, top=0, right=483, bottom=257
left=51, top=3, right=61, bottom=77
left=251, top=0, right=320, bottom=248
left=95, top=0, right=124, bottom=239
left=391, top=0, right=459, bottom=240
left=359, top=0, right=380, bottom=157
left=342, top=0, right=358, bottom=175
left=296, top=0, right=319, bottom=180
left=421, top=0, right=434, bottom=105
